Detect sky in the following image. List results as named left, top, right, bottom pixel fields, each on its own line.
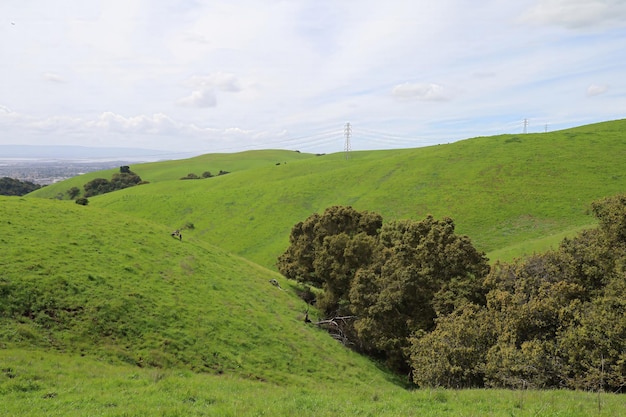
left=1, top=0, right=625, bottom=157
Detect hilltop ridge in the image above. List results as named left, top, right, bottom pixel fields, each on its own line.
left=29, top=119, right=626, bottom=267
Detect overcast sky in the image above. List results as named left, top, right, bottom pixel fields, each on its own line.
left=1, top=0, right=625, bottom=156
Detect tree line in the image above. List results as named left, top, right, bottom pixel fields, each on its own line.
left=277, top=197, right=626, bottom=391
left=81, top=166, right=146, bottom=197
left=0, top=177, right=41, bottom=196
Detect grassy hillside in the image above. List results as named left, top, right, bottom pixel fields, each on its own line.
left=2, top=349, right=623, bottom=417
left=32, top=119, right=626, bottom=268
left=5, top=119, right=626, bottom=415
left=0, top=196, right=396, bottom=388
left=30, top=149, right=317, bottom=199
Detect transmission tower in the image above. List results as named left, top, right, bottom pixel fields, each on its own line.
left=523, top=118, right=528, bottom=134
left=344, top=122, right=352, bottom=159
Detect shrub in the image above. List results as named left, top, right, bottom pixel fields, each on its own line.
left=83, top=167, right=144, bottom=197
left=67, top=186, right=80, bottom=199
left=408, top=194, right=626, bottom=390
left=180, top=173, right=199, bottom=180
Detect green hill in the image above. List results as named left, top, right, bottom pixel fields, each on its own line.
left=1, top=200, right=622, bottom=415
left=0, top=197, right=393, bottom=387
left=6, top=120, right=626, bottom=415
left=32, top=119, right=626, bottom=267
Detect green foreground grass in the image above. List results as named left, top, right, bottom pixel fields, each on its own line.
left=0, top=197, right=395, bottom=387
left=2, top=349, right=624, bottom=417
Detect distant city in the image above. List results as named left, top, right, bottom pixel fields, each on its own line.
left=0, top=159, right=140, bottom=185
left=0, top=145, right=184, bottom=185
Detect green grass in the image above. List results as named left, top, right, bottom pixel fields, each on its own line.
left=8, top=119, right=626, bottom=415
left=8, top=199, right=622, bottom=416
left=31, top=119, right=626, bottom=268
left=487, top=223, right=594, bottom=262
left=0, top=197, right=396, bottom=387
left=30, top=149, right=317, bottom=199
left=1, top=349, right=624, bottom=416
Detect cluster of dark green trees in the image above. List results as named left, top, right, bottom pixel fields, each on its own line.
left=83, top=166, right=145, bottom=197
left=0, top=177, right=41, bottom=196
left=180, top=170, right=230, bottom=180
left=277, top=197, right=626, bottom=391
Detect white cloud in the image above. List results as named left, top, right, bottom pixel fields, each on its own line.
left=177, top=89, right=218, bottom=108
left=0, top=1, right=624, bottom=153
left=87, top=112, right=180, bottom=134
left=185, top=72, right=242, bottom=92
left=522, top=0, right=626, bottom=29
left=587, top=83, right=609, bottom=96
left=42, top=72, right=65, bottom=83
left=391, top=83, right=453, bottom=102
left=177, top=72, right=243, bottom=108
left=0, top=107, right=281, bottom=151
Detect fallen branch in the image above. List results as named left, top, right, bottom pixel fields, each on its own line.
left=313, top=316, right=357, bottom=327
left=312, top=315, right=358, bottom=346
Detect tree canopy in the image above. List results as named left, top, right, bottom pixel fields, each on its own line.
left=277, top=206, right=489, bottom=373
left=279, top=197, right=626, bottom=390
left=0, top=177, right=41, bottom=196
left=409, top=194, right=626, bottom=390
left=83, top=166, right=144, bottom=197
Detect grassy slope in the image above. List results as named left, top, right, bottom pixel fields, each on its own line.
left=34, top=119, right=626, bottom=268
left=0, top=197, right=395, bottom=388
left=2, top=349, right=623, bottom=417
left=6, top=120, right=626, bottom=415
left=30, top=149, right=316, bottom=199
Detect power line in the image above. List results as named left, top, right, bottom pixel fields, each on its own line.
left=144, top=117, right=574, bottom=159
left=265, top=130, right=340, bottom=147
left=357, top=127, right=418, bottom=141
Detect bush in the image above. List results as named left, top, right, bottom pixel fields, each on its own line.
left=75, top=197, right=89, bottom=206
left=67, top=186, right=80, bottom=199
left=410, top=304, right=495, bottom=388
left=180, top=173, right=199, bottom=180
left=83, top=167, right=143, bottom=197
left=83, top=178, right=111, bottom=197
left=407, top=194, right=626, bottom=390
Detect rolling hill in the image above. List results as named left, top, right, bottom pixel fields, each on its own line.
left=30, top=119, right=626, bottom=267
left=0, top=196, right=395, bottom=387
left=4, top=119, right=626, bottom=415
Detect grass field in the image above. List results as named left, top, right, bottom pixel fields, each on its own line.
left=6, top=119, right=626, bottom=415
left=1, top=349, right=624, bottom=417
left=31, top=119, right=626, bottom=268
left=0, top=197, right=395, bottom=387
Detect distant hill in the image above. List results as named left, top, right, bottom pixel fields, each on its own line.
left=29, top=119, right=626, bottom=266
left=0, top=145, right=178, bottom=161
